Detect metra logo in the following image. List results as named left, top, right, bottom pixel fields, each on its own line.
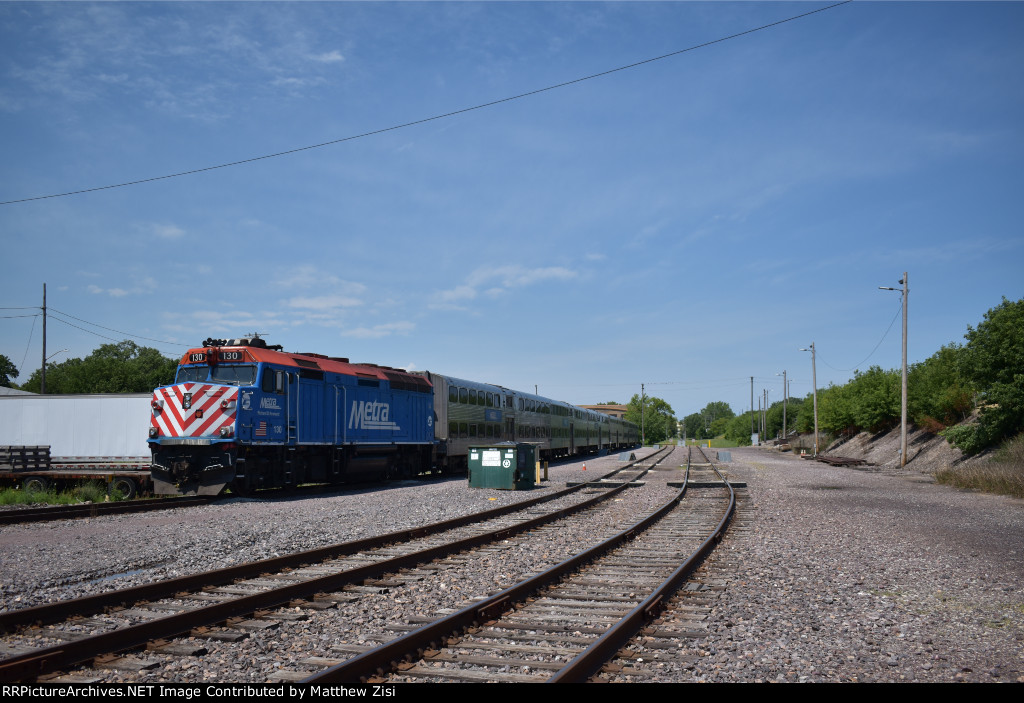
left=349, top=400, right=400, bottom=431
left=260, top=397, right=281, bottom=410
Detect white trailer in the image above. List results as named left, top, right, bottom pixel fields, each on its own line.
left=0, top=393, right=151, bottom=458
left=0, top=393, right=153, bottom=496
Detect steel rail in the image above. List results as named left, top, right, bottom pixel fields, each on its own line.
left=304, top=446, right=682, bottom=684
left=0, top=496, right=213, bottom=526
left=547, top=444, right=736, bottom=682
left=0, top=446, right=667, bottom=682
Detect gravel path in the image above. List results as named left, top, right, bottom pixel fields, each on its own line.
left=685, top=446, right=1024, bottom=683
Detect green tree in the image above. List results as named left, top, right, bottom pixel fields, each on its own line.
left=818, top=383, right=856, bottom=436
left=681, top=401, right=735, bottom=440
left=849, top=366, right=900, bottom=433
left=952, top=297, right=1024, bottom=451
left=625, top=394, right=676, bottom=444
left=20, top=341, right=179, bottom=394
left=908, top=343, right=972, bottom=427
left=0, top=354, right=18, bottom=387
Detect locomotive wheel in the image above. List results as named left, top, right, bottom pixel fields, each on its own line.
left=109, top=476, right=137, bottom=500
left=22, top=476, right=49, bottom=493
left=230, top=479, right=253, bottom=497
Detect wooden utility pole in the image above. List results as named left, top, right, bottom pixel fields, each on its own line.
left=801, top=343, right=819, bottom=456
left=41, top=283, right=47, bottom=395
left=880, top=273, right=910, bottom=467
left=900, top=272, right=909, bottom=467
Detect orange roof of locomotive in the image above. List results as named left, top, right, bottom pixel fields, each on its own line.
left=179, top=345, right=431, bottom=386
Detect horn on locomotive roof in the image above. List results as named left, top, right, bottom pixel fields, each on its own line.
left=200, top=334, right=283, bottom=351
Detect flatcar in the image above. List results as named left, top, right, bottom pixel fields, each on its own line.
left=149, top=337, right=638, bottom=495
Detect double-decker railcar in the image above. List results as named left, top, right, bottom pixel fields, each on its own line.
left=148, top=337, right=433, bottom=495
left=418, top=372, right=639, bottom=472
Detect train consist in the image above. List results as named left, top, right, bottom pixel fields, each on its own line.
left=149, top=337, right=639, bottom=495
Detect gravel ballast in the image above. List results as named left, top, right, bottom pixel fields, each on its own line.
left=684, top=446, right=1024, bottom=683
left=1, top=445, right=1020, bottom=682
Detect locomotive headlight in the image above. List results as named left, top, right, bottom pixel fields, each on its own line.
left=151, top=399, right=163, bottom=412
left=219, top=427, right=234, bottom=438
left=220, top=400, right=236, bottom=410
left=149, top=427, right=159, bottom=438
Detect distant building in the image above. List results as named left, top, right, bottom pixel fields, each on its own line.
left=581, top=404, right=628, bottom=419
left=0, top=386, right=34, bottom=396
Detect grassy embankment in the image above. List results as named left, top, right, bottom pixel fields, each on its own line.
left=0, top=481, right=127, bottom=506
left=935, top=434, right=1024, bottom=499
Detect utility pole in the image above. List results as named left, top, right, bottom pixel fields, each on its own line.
left=801, top=343, right=819, bottom=456
left=41, top=283, right=47, bottom=395
left=750, top=376, right=754, bottom=442
left=880, top=273, right=909, bottom=467
left=902, top=273, right=908, bottom=467
left=777, top=370, right=787, bottom=439
left=640, top=383, right=646, bottom=446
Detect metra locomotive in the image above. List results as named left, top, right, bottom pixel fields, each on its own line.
left=149, top=337, right=638, bottom=495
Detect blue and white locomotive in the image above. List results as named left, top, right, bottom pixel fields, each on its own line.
left=149, top=337, right=434, bottom=495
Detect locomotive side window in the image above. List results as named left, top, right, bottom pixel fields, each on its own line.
left=261, top=368, right=275, bottom=393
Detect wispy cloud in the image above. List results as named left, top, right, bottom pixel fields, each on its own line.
left=341, top=321, right=415, bottom=339
left=431, top=265, right=577, bottom=310
left=273, top=265, right=366, bottom=294
left=148, top=223, right=185, bottom=239
left=311, top=50, right=344, bottom=64
left=287, top=295, right=363, bottom=310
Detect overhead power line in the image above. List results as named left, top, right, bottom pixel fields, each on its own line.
left=49, top=308, right=188, bottom=348
left=818, top=300, right=903, bottom=373
left=0, top=1, right=851, bottom=206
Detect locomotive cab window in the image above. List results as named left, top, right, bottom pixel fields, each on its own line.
left=211, top=365, right=257, bottom=386
left=176, top=366, right=208, bottom=383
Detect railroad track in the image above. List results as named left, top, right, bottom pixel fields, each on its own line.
left=0, top=447, right=669, bottom=682
left=299, top=445, right=737, bottom=684
left=0, top=495, right=215, bottom=526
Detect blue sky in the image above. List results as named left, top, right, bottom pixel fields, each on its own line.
left=1, top=1, right=1022, bottom=420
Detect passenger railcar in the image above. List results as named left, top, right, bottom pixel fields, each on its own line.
left=149, top=337, right=639, bottom=495
left=419, top=372, right=639, bottom=472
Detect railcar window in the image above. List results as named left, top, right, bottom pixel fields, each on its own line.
left=469, top=389, right=477, bottom=405
left=211, top=365, right=257, bottom=386
left=449, top=387, right=458, bottom=403
left=459, top=388, right=468, bottom=404
left=518, top=398, right=524, bottom=411
left=449, top=421, right=458, bottom=436
left=176, top=366, right=208, bottom=383
left=459, top=422, right=468, bottom=439
left=486, top=392, right=493, bottom=407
